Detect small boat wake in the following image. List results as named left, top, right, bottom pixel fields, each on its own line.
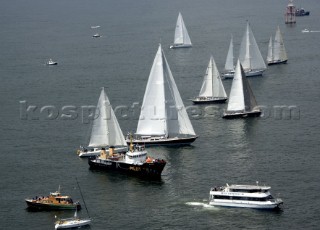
left=302, top=29, right=320, bottom=33
left=185, top=201, right=218, bottom=210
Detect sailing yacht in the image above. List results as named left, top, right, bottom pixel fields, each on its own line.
left=170, top=12, right=192, bottom=49
left=222, top=59, right=261, bottom=119
left=192, top=56, right=228, bottom=104
left=55, top=209, right=91, bottom=229
left=239, top=21, right=266, bottom=77
left=77, top=88, right=128, bottom=157
left=267, top=26, right=288, bottom=65
left=222, top=36, right=235, bottom=79
left=128, top=44, right=198, bottom=145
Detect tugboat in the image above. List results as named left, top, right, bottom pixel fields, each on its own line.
left=88, top=141, right=166, bottom=178
left=25, top=186, right=81, bottom=210
left=209, top=182, right=283, bottom=209
left=295, top=8, right=310, bottom=16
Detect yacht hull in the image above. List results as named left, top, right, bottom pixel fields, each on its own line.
left=192, top=98, right=227, bottom=104
left=222, top=111, right=261, bottom=119
left=209, top=201, right=282, bottom=209
left=267, top=60, right=288, bottom=66
left=170, top=44, right=192, bottom=49
left=127, top=136, right=198, bottom=146
left=222, top=73, right=234, bottom=79
left=88, top=157, right=166, bottom=178
left=244, top=69, right=265, bottom=77
left=78, top=147, right=127, bottom=158
left=55, top=219, right=91, bottom=229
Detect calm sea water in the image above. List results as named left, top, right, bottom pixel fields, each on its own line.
left=1, top=0, right=320, bottom=229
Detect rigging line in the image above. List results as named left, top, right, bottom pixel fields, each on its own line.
left=76, top=177, right=90, bottom=218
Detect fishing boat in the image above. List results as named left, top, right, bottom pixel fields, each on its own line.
left=209, top=182, right=283, bottom=209
left=89, top=141, right=166, bottom=178
left=127, top=44, right=198, bottom=145
left=25, top=186, right=81, bottom=210
left=192, top=56, right=228, bottom=104
left=267, top=26, right=288, bottom=65
left=46, top=59, right=57, bottom=65
left=239, top=21, right=266, bottom=77
left=222, top=59, right=261, bottom=119
left=170, top=12, right=192, bottom=49
left=222, top=35, right=235, bottom=79
left=77, top=87, right=128, bottom=157
left=54, top=180, right=91, bottom=229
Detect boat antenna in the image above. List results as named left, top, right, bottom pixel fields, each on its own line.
left=76, top=177, right=90, bottom=218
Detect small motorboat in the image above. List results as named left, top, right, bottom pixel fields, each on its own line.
left=92, top=33, right=101, bottom=38
left=46, top=59, right=57, bottom=65
left=302, top=29, right=310, bottom=33
left=55, top=210, right=91, bottom=229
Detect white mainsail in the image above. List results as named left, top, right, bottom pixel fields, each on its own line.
left=199, top=56, right=227, bottom=98
left=239, top=22, right=266, bottom=72
left=226, top=59, right=259, bottom=113
left=224, top=36, right=235, bottom=73
left=173, top=12, right=192, bottom=47
left=136, top=44, right=196, bottom=137
left=88, top=88, right=127, bottom=148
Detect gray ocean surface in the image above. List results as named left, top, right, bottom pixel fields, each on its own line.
left=1, top=0, right=320, bottom=229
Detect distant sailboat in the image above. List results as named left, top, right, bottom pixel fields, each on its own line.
left=239, top=22, right=266, bottom=77
left=192, top=56, right=227, bottom=104
left=170, top=12, right=192, bottom=49
left=128, top=44, right=198, bottom=145
left=223, top=59, right=261, bottom=119
left=77, top=87, right=128, bottom=157
left=267, top=26, right=288, bottom=65
left=222, top=35, right=235, bottom=79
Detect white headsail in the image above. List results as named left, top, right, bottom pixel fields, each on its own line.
left=136, top=44, right=196, bottom=137
left=88, top=88, right=127, bottom=147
